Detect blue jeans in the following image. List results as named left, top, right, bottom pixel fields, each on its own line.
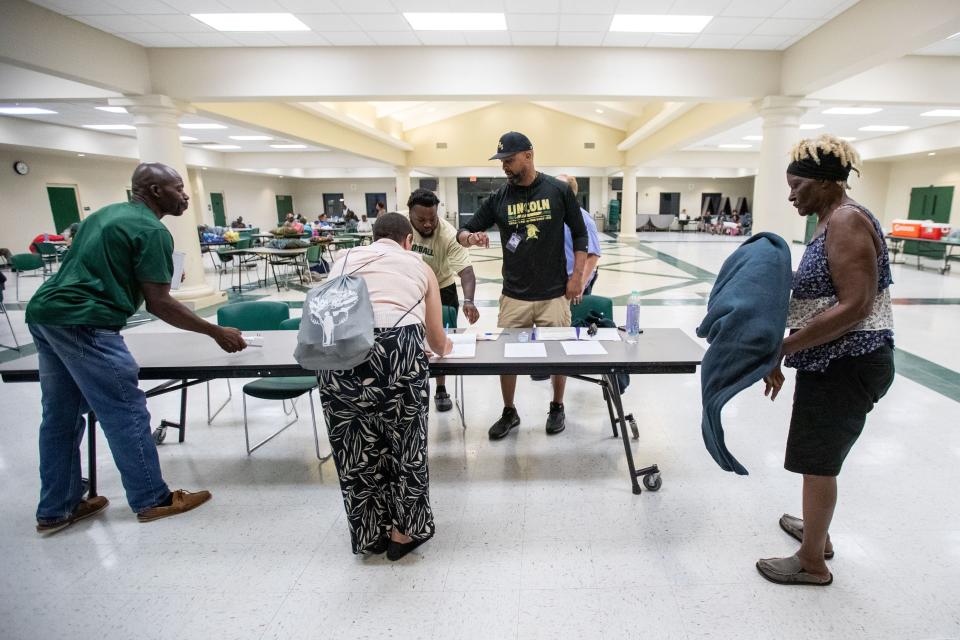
left=29, top=324, right=170, bottom=521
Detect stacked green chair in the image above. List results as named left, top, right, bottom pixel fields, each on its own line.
left=571, top=294, right=614, bottom=326
left=10, top=253, right=45, bottom=301
left=35, top=242, right=61, bottom=275
left=216, top=302, right=325, bottom=460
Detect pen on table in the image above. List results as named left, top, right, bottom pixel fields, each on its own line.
left=575, top=326, right=580, bottom=340
left=532, top=323, right=537, bottom=341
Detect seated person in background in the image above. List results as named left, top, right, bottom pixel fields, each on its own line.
left=282, top=212, right=295, bottom=228
left=357, top=214, right=373, bottom=233
left=29, top=233, right=65, bottom=253
left=374, top=201, right=387, bottom=217
left=739, top=211, right=753, bottom=236
left=65, top=222, right=80, bottom=247
left=316, top=213, right=333, bottom=230
left=230, top=216, right=246, bottom=229
left=317, top=212, right=452, bottom=559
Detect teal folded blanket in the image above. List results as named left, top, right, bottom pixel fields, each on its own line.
left=696, top=232, right=792, bottom=475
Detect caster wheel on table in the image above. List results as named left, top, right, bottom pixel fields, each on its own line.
left=642, top=473, right=662, bottom=492
left=152, top=425, right=167, bottom=445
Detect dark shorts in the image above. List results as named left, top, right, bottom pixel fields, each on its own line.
left=439, top=283, right=459, bottom=309
left=785, top=344, right=895, bottom=476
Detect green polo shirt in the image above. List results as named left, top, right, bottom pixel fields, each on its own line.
left=26, top=200, right=174, bottom=328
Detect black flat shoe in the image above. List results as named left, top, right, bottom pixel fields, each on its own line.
left=386, top=533, right=433, bottom=561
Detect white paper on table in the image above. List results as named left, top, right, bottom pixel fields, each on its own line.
left=584, top=328, right=622, bottom=342
left=436, top=333, right=476, bottom=358
left=170, top=251, right=186, bottom=290
left=534, top=327, right=577, bottom=341
left=504, top=343, right=547, bottom=358
left=561, top=340, right=608, bottom=356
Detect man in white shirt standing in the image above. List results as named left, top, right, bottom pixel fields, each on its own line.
left=407, top=188, right=480, bottom=412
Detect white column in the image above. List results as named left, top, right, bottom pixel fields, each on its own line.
left=752, top=96, right=818, bottom=242
left=113, top=95, right=225, bottom=309
left=188, top=168, right=210, bottom=227
left=599, top=173, right=610, bottom=221
left=395, top=166, right=411, bottom=214
left=620, top=167, right=637, bottom=237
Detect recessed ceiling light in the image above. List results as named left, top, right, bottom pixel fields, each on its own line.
left=928, top=152, right=937, bottom=156
left=180, top=123, right=227, bottom=130
left=840, top=136, right=857, bottom=141
left=595, top=108, right=604, bottom=114
left=610, top=14, right=712, bottom=33
left=96, top=106, right=128, bottom=114
left=921, top=109, right=960, bottom=117
left=83, top=124, right=136, bottom=130
left=859, top=125, right=909, bottom=132
left=948, top=32, right=960, bottom=40
left=404, top=12, right=506, bottom=31
left=719, top=143, right=751, bottom=149
left=822, top=107, right=882, bottom=115
left=800, top=124, right=824, bottom=130
left=202, top=144, right=241, bottom=150
left=179, top=136, right=198, bottom=142
left=229, top=135, right=273, bottom=141
left=191, top=13, right=309, bottom=32
left=0, top=107, right=58, bottom=115
left=270, top=144, right=307, bottom=149
left=77, top=153, right=85, bottom=157
left=742, top=135, right=763, bottom=141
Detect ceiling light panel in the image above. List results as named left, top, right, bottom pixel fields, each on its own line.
left=229, top=135, right=274, bottom=140
left=610, top=15, right=713, bottom=33
left=921, top=109, right=960, bottom=117
left=202, top=144, right=242, bottom=150
left=270, top=144, right=307, bottom=149
left=180, top=123, right=228, bottom=130
left=96, top=106, right=128, bottom=113
left=0, top=107, right=58, bottom=115
left=799, top=123, right=824, bottom=130
left=83, top=124, right=136, bottom=130
left=859, top=125, right=909, bottom=132
left=180, top=136, right=198, bottom=142
left=822, top=107, right=882, bottom=115
left=719, top=143, right=751, bottom=149
left=191, top=13, right=310, bottom=32
left=404, top=13, right=507, bottom=31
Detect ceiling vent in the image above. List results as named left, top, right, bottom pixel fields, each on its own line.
left=436, top=142, right=448, bottom=149
left=584, top=142, right=595, bottom=149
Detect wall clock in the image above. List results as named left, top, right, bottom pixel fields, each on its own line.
left=13, top=160, right=29, bottom=175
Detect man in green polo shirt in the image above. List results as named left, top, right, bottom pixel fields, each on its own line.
left=27, top=162, right=246, bottom=536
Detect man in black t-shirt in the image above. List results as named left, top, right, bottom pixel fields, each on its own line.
left=457, top=132, right=588, bottom=440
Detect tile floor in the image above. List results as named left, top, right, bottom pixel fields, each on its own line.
left=0, top=232, right=958, bottom=640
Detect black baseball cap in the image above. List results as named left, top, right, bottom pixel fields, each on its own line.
left=489, top=131, right=533, bottom=160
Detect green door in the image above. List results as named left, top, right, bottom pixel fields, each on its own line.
left=46, top=185, right=81, bottom=233
left=804, top=215, right=818, bottom=244
left=905, top=186, right=954, bottom=259
left=276, top=195, right=294, bottom=224
left=210, top=192, right=226, bottom=227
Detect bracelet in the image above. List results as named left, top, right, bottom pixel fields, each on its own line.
left=463, top=299, right=474, bottom=304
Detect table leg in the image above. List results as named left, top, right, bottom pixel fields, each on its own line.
left=602, top=373, right=660, bottom=495
left=86, top=412, right=98, bottom=498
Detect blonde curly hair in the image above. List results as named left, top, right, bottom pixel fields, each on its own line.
left=790, top=134, right=862, bottom=188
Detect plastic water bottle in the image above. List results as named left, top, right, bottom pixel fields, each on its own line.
left=625, top=291, right=641, bottom=344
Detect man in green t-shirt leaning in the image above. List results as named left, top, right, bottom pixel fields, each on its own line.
left=26, top=162, right=246, bottom=536
left=406, top=188, right=480, bottom=412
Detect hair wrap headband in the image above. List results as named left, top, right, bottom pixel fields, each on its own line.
left=786, top=151, right=854, bottom=181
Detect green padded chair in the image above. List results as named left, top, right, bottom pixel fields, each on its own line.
left=571, top=294, right=614, bottom=326
left=278, top=316, right=301, bottom=330
left=216, top=302, right=325, bottom=460
left=10, top=253, right=45, bottom=301
left=35, top=242, right=61, bottom=274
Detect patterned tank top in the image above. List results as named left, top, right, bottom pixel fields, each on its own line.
left=784, top=203, right=894, bottom=372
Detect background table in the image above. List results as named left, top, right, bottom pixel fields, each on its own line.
left=885, top=234, right=960, bottom=274
left=0, top=328, right=703, bottom=495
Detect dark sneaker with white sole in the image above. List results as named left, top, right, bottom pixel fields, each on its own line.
left=488, top=407, right=520, bottom=440
left=545, top=402, right=566, bottom=435
left=434, top=390, right=452, bottom=412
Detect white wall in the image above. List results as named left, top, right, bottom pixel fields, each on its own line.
left=197, top=169, right=290, bottom=230
left=848, top=161, right=891, bottom=224
left=0, top=148, right=136, bottom=253
left=881, top=154, right=960, bottom=228
left=629, top=176, right=756, bottom=217
left=291, top=178, right=398, bottom=218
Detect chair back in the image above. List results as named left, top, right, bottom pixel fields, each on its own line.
left=235, top=238, right=253, bottom=250
left=278, top=317, right=301, bottom=330
left=305, top=244, right=321, bottom=264
left=441, top=305, right=458, bottom=330
left=217, top=301, right=290, bottom=331
left=11, top=253, right=43, bottom=272
left=36, top=242, right=59, bottom=257
left=336, top=238, right=358, bottom=250
left=571, top=294, right=613, bottom=326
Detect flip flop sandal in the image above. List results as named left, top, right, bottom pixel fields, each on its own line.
left=779, top=513, right=834, bottom=560
left=756, top=555, right=833, bottom=586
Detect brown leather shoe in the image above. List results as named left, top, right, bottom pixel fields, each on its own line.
left=36, top=495, right=109, bottom=536
left=137, top=489, right=211, bottom=523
